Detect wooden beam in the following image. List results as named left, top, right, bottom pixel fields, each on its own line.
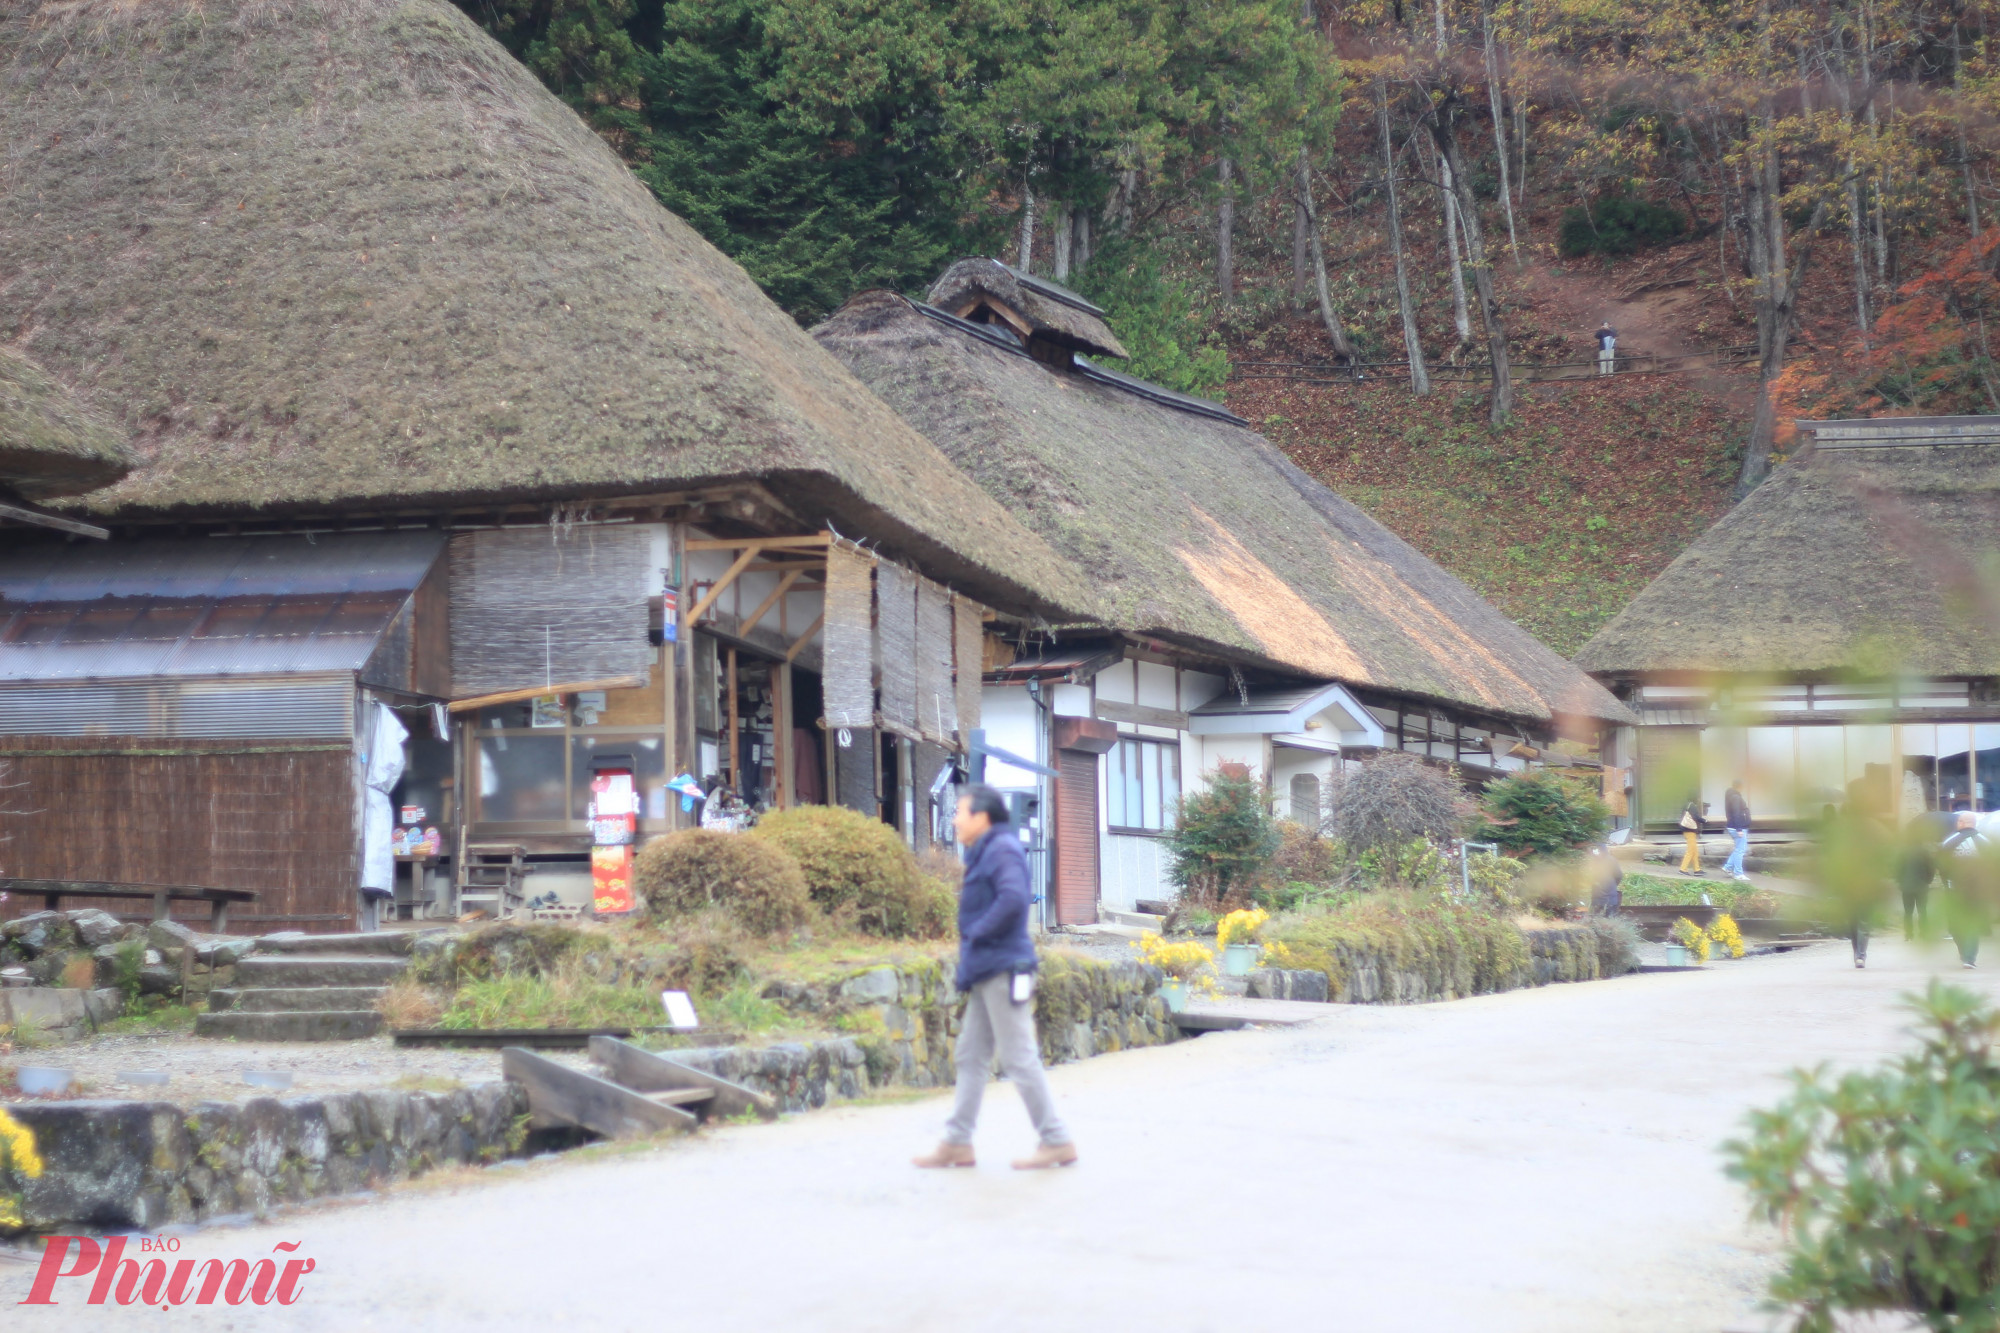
left=783, top=613, right=825, bottom=663
left=686, top=543, right=762, bottom=626
left=0, top=500, right=110, bottom=540
left=501, top=1047, right=697, bottom=1138
left=686, top=533, right=831, bottom=550
left=739, top=568, right=804, bottom=637
left=448, top=676, right=644, bottom=714
left=588, top=1036, right=777, bottom=1121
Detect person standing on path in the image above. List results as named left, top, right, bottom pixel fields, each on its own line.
left=1898, top=810, right=1946, bottom=939
left=1943, top=811, right=1996, bottom=968
left=1721, top=780, right=1752, bottom=881
left=1595, top=322, right=1617, bottom=375
left=1679, top=795, right=1706, bottom=875
left=914, top=784, right=1077, bottom=1171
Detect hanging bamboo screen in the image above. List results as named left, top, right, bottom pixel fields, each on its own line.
left=822, top=544, right=875, bottom=732
left=876, top=561, right=918, bottom=732
left=915, top=577, right=955, bottom=742
left=448, top=526, right=653, bottom=697
left=952, top=596, right=985, bottom=743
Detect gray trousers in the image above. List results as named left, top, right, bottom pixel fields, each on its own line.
left=944, top=973, right=1069, bottom=1147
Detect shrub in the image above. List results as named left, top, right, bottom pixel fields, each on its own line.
left=1557, top=194, right=1688, bottom=258
left=1326, top=753, right=1468, bottom=858
left=1215, top=907, right=1269, bottom=949
left=1270, top=818, right=1340, bottom=886
left=1477, top=770, right=1610, bottom=856
left=1582, top=916, right=1642, bottom=975
left=634, top=829, right=813, bottom=936
left=1169, top=771, right=1280, bottom=907
left=749, top=805, right=945, bottom=939
left=1261, top=893, right=1532, bottom=999
left=1725, top=983, right=2000, bottom=1330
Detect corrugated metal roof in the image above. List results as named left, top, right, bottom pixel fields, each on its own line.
left=0, top=532, right=443, bottom=681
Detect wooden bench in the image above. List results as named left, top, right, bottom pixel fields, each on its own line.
left=1, top=879, right=259, bottom=933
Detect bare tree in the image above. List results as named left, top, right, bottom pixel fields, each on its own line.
left=1481, top=3, right=1520, bottom=263
left=1378, top=81, right=1432, bottom=395
left=1217, top=156, right=1237, bottom=301
left=1296, top=150, right=1361, bottom=370
left=1430, top=94, right=1515, bottom=424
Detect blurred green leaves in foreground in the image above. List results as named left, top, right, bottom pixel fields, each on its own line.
left=1725, top=983, right=2000, bottom=1331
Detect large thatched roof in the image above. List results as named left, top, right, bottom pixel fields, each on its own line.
left=1575, top=422, right=2000, bottom=679
left=0, top=348, right=130, bottom=498
left=0, top=0, right=1095, bottom=620
left=814, top=287, right=1631, bottom=726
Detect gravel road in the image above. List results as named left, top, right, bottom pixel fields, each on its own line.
left=5, top=937, right=1975, bottom=1332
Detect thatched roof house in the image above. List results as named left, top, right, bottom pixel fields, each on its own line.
left=0, top=0, right=1092, bottom=621
left=1575, top=416, right=2000, bottom=832
left=814, top=282, right=1628, bottom=730
left=1577, top=420, right=2000, bottom=680
left=0, top=349, right=130, bottom=499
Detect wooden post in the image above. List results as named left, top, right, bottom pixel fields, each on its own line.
left=775, top=661, right=793, bottom=809
left=725, top=647, right=738, bottom=789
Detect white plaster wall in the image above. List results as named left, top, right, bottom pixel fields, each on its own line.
left=1198, top=735, right=1267, bottom=783
left=1272, top=747, right=1338, bottom=823
left=1181, top=670, right=1227, bottom=709
left=1051, top=682, right=1093, bottom=718
left=978, top=684, right=1044, bottom=787
left=1094, top=659, right=1136, bottom=704
left=1100, top=833, right=1170, bottom=913
left=1137, top=661, right=1178, bottom=710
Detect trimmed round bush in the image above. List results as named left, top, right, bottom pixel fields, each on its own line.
left=633, top=829, right=813, bottom=936
left=750, top=805, right=950, bottom=939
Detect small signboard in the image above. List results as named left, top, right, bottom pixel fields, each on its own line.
left=660, top=990, right=699, bottom=1030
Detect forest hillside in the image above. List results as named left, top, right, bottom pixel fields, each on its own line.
left=453, top=0, right=1999, bottom=652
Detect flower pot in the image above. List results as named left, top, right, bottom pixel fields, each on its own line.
left=1222, top=943, right=1261, bottom=977
left=1664, top=943, right=1690, bottom=967
left=16, top=1066, right=72, bottom=1096
left=1159, top=980, right=1190, bottom=1013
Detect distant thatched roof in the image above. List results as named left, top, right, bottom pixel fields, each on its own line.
left=814, top=288, right=1631, bottom=726
left=0, top=349, right=130, bottom=499
left=0, top=0, right=1095, bottom=621
left=927, top=260, right=1129, bottom=360
left=1575, top=422, right=2000, bottom=679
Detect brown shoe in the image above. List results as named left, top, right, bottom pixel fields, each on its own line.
left=912, top=1142, right=976, bottom=1169
left=1011, top=1142, right=1079, bottom=1170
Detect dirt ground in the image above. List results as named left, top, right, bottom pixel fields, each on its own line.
left=4, top=936, right=1981, bottom=1331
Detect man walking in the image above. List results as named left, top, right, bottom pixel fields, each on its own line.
left=1943, top=810, right=1995, bottom=969
left=1722, top=779, right=1752, bottom=881
left=1595, top=321, right=1617, bottom=375
left=914, top=785, right=1076, bottom=1170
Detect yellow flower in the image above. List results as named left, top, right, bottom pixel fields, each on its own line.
left=1215, top=907, right=1270, bottom=950
left=0, top=1107, right=43, bottom=1179
left=1708, top=913, right=1746, bottom=960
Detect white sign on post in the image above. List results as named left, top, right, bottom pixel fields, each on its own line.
left=660, top=990, right=700, bottom=1030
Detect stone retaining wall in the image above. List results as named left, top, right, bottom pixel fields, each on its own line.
left=687, top=952, right=1181, bottom=1112
left=3, top=1082, right=528, bottom=1236
left=1250, top=923, right=1621, bottom=1005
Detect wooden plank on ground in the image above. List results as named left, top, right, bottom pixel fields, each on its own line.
left=588, top=1035, right=778, bottom=1121
left=501, top=1047, right=698, bottom=1138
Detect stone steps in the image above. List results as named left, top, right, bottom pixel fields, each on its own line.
left=208, top=985, right=388, bottom=1013
left=233, top=955, right=408, bottom=988
left=194, top=1010, right=384, bottom=1041
left=196, top=949, right=410, bottom=1042
left=255, top=929, right=440, bottom=957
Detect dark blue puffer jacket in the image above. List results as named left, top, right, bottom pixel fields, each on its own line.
left=955, top=826, right=1038, bottom=990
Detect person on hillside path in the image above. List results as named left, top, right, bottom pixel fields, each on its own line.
left=1943, top=811, right=1995, bottom=969
left=914, top=784, right=1076, bottom=1171
left=1679, top=796, right=1706, bottom=875
left=1722, top=780, right=1752, bottom=881
left=1595, top=322, right=1617, bottom=375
